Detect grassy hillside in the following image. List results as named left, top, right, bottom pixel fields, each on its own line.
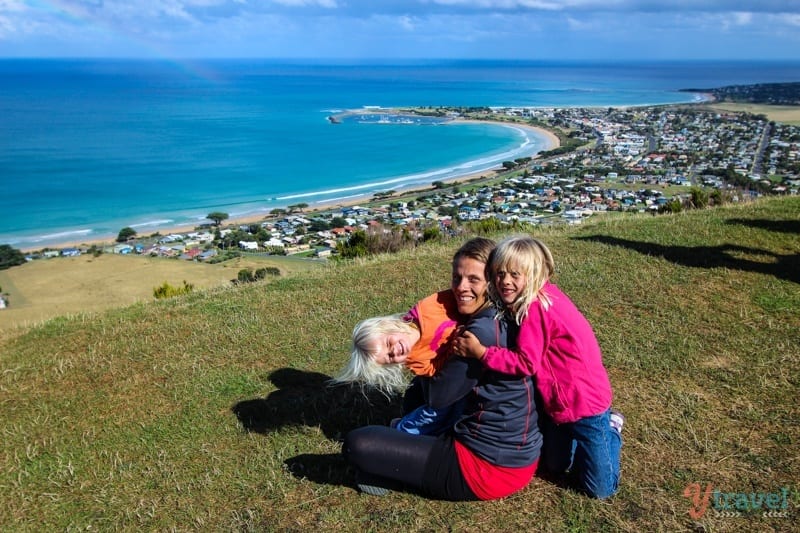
left=1, top=197, right=798, bottom=531
left=0, top=253, right=324, bottom=335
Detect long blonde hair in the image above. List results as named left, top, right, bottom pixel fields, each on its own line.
left=331, top=314, right=415, bottom=394
left=487, top=236, right=555, bottom=325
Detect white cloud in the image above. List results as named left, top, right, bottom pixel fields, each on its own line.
left=271, top=0, right=338, bottom=7
left=0, top=0, right=26, bottom=12
left=731, top=11, right=753, bottom=25
left=424, top=0, right=800, bottom=12
left=566, top=15, right=592, bottom=30
left=0, top=0, right=798, bottom=58
left=782, top=13, right=800, bottom=25
left=398, top=15, right=417, bottom=31
left=428, top=0, right=563, bottom=9
left=159, top=1, right=197, bottom=23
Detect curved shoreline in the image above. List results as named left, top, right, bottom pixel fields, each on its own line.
left=13, top=119, right=559, bottom=253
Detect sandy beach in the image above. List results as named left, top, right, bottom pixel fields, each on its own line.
left=20, top=120, right=559, bottom=253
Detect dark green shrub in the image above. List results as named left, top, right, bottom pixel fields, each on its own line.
left=255, top=267, right=280, bottom=279
left=0, top=244, right=26, bottom=270
left=116, top=227, right=137, bottom=242
left=422, top=226, right=441, bottom=242
left=690, top=187, right=709, bottom=209
left=237, top=268, right=255, bottom=283
left=660, top=199, right=684, bottom=214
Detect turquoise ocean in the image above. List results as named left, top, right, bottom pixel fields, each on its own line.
left=1, top=59, right=798, bottom=249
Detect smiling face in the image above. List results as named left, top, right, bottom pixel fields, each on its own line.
left=367, top=329, right=420, bottom=365
left=493, top=263, right=527, bottom=306
left=451, top=256, right=489, bottom=316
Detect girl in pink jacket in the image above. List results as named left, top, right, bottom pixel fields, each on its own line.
left=454, top=235, right=623, bottom=499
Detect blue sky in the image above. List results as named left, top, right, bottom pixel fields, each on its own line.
left=1, top=1, right=799, bottom=60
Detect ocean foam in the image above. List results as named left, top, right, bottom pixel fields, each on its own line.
left=131, top=219, right=174, bottom=229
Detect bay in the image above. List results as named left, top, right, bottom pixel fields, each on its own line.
left=1, top=59, right=798, bottom=249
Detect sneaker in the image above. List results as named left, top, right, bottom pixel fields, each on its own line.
left=358, top=482, right=389, bottom=496
left=356, top=471, right=390, bottom=496
left=610, top=409, right=625, bottom=434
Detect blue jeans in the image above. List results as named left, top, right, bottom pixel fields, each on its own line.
left=540, top=409, right=622, bottom=499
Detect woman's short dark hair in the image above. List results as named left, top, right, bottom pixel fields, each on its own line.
left=452, top=237, right=495, bottom=269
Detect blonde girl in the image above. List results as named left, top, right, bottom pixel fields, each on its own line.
left=453, top=235, right=623, bottom=499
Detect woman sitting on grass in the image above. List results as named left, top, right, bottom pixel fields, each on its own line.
left=340, top=238, right=543, bottom=500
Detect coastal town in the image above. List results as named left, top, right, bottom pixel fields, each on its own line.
left=15, top=103, right=800, bottom=263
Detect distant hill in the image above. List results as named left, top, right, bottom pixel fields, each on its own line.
left=683, top=81, right=800, bottom=105
left=1, top=196, right=798, bottom=531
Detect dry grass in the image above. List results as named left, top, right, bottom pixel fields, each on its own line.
left=703, top=102, right=800, bottom=125
left=0, top=253, right=323, bottom=336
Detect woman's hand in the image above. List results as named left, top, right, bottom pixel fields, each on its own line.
left=452, top=330, right=487, bottom=360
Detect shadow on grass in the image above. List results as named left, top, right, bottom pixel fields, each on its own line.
left=231, top=367, right=402, bottom=441
left=283, top=453, right=354, bottom=489
left=574, top=235, right=800, bottom=284
left=726, top=217, right=800, bottom=234
left=233, top=368, right=404, bottom=491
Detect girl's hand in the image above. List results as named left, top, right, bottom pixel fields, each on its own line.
left=453, top=330, right=487, bottom=359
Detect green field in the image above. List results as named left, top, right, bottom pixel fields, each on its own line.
left=1, top=197, right=798, bottom=531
